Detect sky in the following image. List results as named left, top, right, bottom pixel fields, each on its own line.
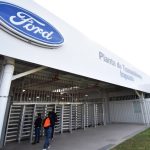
left=34, top=0, right=150, bottom=76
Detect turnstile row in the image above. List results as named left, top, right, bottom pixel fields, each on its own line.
left=5, top=103, right=104, bottom=145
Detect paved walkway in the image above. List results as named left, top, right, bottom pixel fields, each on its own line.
left=2, top=124, right=146, bottom=150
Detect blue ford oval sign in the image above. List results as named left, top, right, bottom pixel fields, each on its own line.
left=0, top=2, right=64, bottom=48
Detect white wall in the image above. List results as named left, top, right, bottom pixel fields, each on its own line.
left=109, top=100, right=144, bottom=124
left=143, top=99, right=150, bottom=125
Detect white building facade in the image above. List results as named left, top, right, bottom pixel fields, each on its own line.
left=0, top=0, right=150, bottom=148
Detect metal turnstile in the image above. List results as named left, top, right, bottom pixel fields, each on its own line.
left=18, top=105, right=34, bottom=142
left=5, top=102, right=104, bottom=145
left=5, top=105, right=22, bottom=144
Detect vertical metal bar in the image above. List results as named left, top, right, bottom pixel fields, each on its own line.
left=32, top=89, right=35, bottom=102
left=75, top=104, right=77, bottom=130
left=102, top=103, right=106, bottom=125
left=135, top=91, right=146, bottom=125
left=35, top=89, right=38, bottom=103
left=26, top=89, right=30, bottom=102
left=23, top=89, right=27, bottom=102
left=12, top=87, right=16, bottom=102
left=142, top=94, right=148, bottom=125
left=69, top=104, right=72, bottom=133
left=54, top=104, right=57, bottom=112
left=140, top=99, right=146, bottom=125
left=42, top=90, right=44, bottom=102
left=59, top=88, right=61, bottom=102
left=18, top=105, right=25, bottom=143
left=28, top=89, right=31, bottom=102
left=94, top=104, right=96, bottom=128
left=44, top=90, right=47, bottom=102
left=40, top=90, right=43, bottom=102
left=16, top=88, right=20, bottom=102
left=82, top=104, right=86, bottom=130
left=19, top=80, right=24, bottom=102
left=61, top=105, right=64, bottom=134
left=144, top=100, right=150, bottom=125
left=86, top=104, right=89, bottom=127
left=50, top=85, right=53, bottom=102
left=30, top=104, right=36, bottom=143
left=33, top=89, right=36, bottom=102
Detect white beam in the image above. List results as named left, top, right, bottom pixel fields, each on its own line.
left=12, top=66, right=47, bottom=80
left=135, top=90, right=147, bottom=125
left=135, top=90, right=141, bottom=98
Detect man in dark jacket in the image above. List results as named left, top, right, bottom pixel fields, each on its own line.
left=50, top=108, right=57, bottom=140
left=33, top=113, right=42, bottom=144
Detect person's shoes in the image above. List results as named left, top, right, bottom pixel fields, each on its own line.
left=32, top=142, right=36, bottom=144
left=48, top=145, right=51, bottom=149
left=37, top=141, right=39, bottom=143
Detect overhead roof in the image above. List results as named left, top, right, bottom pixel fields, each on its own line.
left=0, top=0, right=150, bottom=93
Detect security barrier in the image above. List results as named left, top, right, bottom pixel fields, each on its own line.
left=5, top=102, right=104, bottom=145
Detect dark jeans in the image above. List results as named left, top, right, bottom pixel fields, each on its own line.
left=43, top=127, right=52, bottom=149
left=34, top=127, right=41, bottom=143
left=51, top=126, right=55, bottom=139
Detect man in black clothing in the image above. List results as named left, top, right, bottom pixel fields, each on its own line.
left=50, top=108, right=57, bottom=140
left=33, top=113, right=42, bottom=144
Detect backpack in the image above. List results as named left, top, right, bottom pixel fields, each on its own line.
left=43, top=117, right=51, bottom=128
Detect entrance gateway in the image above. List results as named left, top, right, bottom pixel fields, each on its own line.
left=1, top=0, right=150, bottom=149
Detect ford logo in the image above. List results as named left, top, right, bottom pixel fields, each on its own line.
left=0, top=2, right=64, bottom=48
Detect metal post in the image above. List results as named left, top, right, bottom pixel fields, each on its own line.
left=102, top=103, right=106, bottom=125
left=69, top=104, right=72, bottom=133
left=135, top=90, right=147, bottom=125
left=140, top=100, right=146, bottom=124
left=18, top=105, right=26, bottom=143
left=83, top=104, right=86, bottom=130
left=141, top=93, right=148, bottom=125
left=75, top=105, right=78, bottom=130
left=30, top=104, right=36, bottom=143
left=93, top=104, right=96, bottom=128
left=60, top=105, right=64, bottom=134
left=86, top=104, right=89, bottom=128
left=143, top=98, right=150, bottom=125
left=0, top=57, right=15, bottom=149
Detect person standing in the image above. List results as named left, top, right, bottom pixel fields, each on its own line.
left=42, top=112, right=52, bottom=150
left=50, top=108, right=57, bottom=140
left=32, top=113, right=42, bottom=144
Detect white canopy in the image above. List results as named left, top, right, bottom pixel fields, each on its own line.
left=0, top=0, right=150, bottom=93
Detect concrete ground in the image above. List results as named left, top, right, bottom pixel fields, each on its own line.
left=2, top=124, right=147, bottom=150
